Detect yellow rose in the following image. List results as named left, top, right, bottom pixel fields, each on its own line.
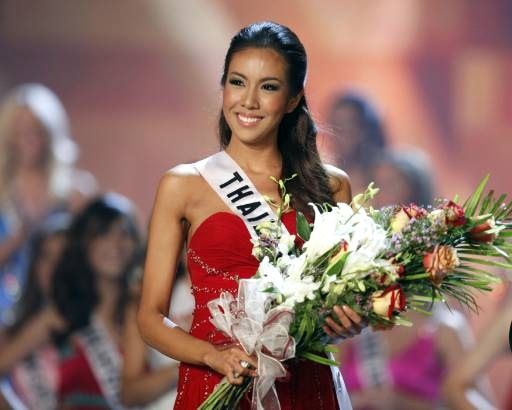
left=390, top=209, right=410, bottom=233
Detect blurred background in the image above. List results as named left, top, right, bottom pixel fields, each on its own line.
left=0, top=1, right=511, bottom=409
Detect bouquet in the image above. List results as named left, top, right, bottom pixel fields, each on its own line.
left=199, top=175, right=511, bottom=410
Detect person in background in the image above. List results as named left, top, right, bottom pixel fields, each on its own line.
left=443, top=289, right=512, bottom=410
left=51, top=193, right=142, bottom=409
left=0, top=212, right=70, bottom=410
left=0, top=193, right=142, bottom=410
left=338, top=150, right=494, bottom=409
left=0, top=83, right=97, bottom=327
left=326, top=91, right=387, bottom=193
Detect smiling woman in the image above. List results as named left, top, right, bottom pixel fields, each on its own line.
left=137, top=21, right=358, bottom=410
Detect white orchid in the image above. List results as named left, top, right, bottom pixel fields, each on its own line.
left=302, top=203, right=354, bottom=260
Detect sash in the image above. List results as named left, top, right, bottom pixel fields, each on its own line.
left=76, top=318, right=137, bottom=410
left=11, top=346, right=58, bottom=410
left=193, top=151, right=287, bottom=239
left=195, top=151, right=352, bottom=410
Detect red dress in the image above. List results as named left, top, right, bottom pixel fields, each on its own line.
left=174, top=211, right=338, bottom=409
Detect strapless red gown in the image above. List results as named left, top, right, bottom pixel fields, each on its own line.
left=174, top=211, right=338, bottom=410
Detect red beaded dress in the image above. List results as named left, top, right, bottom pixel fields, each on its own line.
left=174, top=211, right=339, bottom=409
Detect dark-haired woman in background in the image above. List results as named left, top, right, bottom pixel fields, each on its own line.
left=326, top=92, right=387, bottom=193
left=0, top=193, right=141, bottom=409
left=0, top=213, right=70, bottom=410
left=52, top=193, right=141, bottom=409
left=138, top=21, right=364, bottom=409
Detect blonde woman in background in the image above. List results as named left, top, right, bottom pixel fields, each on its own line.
left=0, top=83, right=96, bottom=326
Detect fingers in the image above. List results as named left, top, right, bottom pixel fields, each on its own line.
left=224, top=348, right=258, bottom=384
left=325, top=305, right=365, bottom=339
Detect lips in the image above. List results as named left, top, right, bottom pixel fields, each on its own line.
left=236, top=113, right=264, bottom=127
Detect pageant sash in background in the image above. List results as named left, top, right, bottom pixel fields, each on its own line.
left=11, top=346, right=58, bottom=410
left=76, top=318, right=140, bottom=410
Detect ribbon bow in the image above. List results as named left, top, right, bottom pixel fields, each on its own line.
left=208, top=279, right=296, bottom=410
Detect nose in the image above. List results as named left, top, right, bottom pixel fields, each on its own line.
left=241, top=85, right=259, bottom=109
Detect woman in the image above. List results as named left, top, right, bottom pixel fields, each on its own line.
left=0, top=194, right=141, bottom=409
left=0, top=83, right=96, bottom=326
left=52, top=193, right=142, bottom=409
left=138, top=22, right=363, bottom=409
left=0, top=212, right=70, bottom=410
left=326, top=92, right=387, bottom=193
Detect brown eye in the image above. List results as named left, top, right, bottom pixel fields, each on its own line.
left=262, top=83, right=279, bottom=91
left=228, top=78, right=244, bottom=87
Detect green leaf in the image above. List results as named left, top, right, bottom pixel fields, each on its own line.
left=300, top=351, right=338, bottom=366
left=479, top=190, right=495, bottom=214
left=325, top=250, right=349, bottom=277
left=489, top=193, right=507, bottom=215
left=296, top=211, right=311, bottom=241
left=460, top=256, right=512, bottom=269
left=496, top=200, right=512, bottom=220
left=463, top=174, right=490, bottom=217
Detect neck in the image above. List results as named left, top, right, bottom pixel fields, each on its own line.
left=224, top=139, right=282, bottom=176
left=94, top=276, right=122, bottom=326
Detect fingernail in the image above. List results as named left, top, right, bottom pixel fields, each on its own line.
left=333, top=306, right=341, bottom=313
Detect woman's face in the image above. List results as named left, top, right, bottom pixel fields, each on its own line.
left=222, top=47, right=299, bottom=147
left=36, top=233, right=67, bottom=296
left=10, top=106, right=49, bottom=168
left=87, top=218, right=136, bottom=280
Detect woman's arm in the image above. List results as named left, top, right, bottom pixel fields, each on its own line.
left=442, top=301, right=511, bottom=410
left=137, top=168, right=257, bottom=384
left=121, top=300, right=179, bottom=406
left=0, top=305, right=65, bottom=376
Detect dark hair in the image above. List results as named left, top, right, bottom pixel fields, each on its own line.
left=329, top=91, right=387, bottom=166
left=7, top=212, right=71, bottom=336
left=219, top=21, right=334, bottom=213
left=52, top=193, right=141, bottom=341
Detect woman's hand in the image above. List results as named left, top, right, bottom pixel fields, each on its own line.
left=323, top=305, right=365, bottom=340
left=203, top=345, right=258, bottom=385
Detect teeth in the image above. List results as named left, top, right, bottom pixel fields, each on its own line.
left=238, top=114, right=261, bottom=123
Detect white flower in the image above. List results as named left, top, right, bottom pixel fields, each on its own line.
left=280, top=274, right=320, bottom=307
left=302, top=203, right=354, bottom=260
left=277, top=231, right=296, bottom=255
left=257, top=256, right=284, bottom=291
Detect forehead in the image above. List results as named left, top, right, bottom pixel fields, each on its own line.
left=228, top=47, right=288, bottom=79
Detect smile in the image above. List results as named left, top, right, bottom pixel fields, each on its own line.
left=237, top=113, right=263, bottom=126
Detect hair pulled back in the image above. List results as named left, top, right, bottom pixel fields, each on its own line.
left=218, top=21, right=334, bottom=213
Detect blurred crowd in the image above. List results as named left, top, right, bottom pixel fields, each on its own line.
left=0, top=83, right=509, bottom=409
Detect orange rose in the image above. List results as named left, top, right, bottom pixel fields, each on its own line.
left=423, top=245, right=460, bottom=286
left=469, top=219, right=497, bottom=244
left=371, top=285, right=406, bottom=319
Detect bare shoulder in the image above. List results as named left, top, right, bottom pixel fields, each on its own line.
left=155, top=163, right=202, bottom=205
left=323, top=163, right=352, bottom=204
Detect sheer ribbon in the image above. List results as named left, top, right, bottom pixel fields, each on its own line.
left=208, top=279, right=295, bottom=410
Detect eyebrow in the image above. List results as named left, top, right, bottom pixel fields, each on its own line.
left=229, top=71, right=283, bottom=83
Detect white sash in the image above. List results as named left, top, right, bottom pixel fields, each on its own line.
left=76, top=319, right=137, bottom=410
left=195, top=150, right=352, bottom=410
left=11, top=347, right=58, bottom=410
left=193, top=151, right=287, bottom=239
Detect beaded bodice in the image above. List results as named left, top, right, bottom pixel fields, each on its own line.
left=186, top=211, right=297, bottom=345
